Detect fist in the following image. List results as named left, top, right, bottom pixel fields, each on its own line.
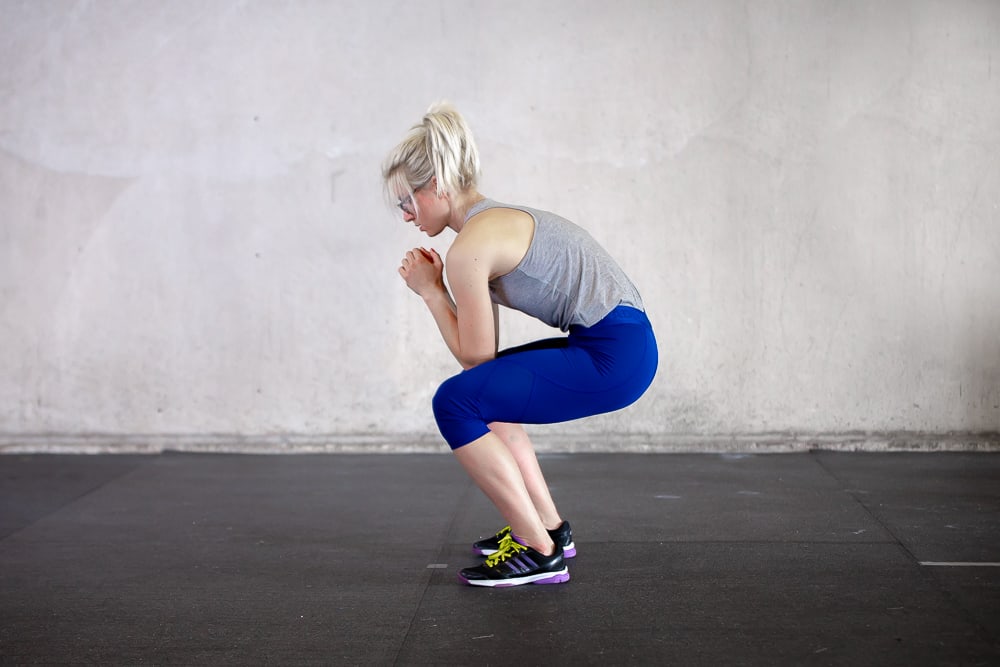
left=398, top=247, right=444, bottom=297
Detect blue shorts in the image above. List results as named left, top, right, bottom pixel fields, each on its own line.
left=432, top=305, right=658, bottom=449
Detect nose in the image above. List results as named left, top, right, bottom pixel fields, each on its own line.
left=402, top=210, right=416, bottom=223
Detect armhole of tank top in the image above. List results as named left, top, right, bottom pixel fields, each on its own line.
left=486, top=206, right=536, bottom=280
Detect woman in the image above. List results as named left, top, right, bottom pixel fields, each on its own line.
left=383, top=103, right=657, bottom=587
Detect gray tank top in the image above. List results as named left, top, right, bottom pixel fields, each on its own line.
left=465, top=199, right=644, bottom=332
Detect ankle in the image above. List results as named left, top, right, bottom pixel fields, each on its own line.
left=513, top=533, right=556, bottom=556
left=532, top=540, right=556, bottom=556
left=542, top=518, right=563, bottom=532
left=530, top=539, right=557, bottom=556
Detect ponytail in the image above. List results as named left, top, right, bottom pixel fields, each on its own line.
left=382, top=102, right=480, bottom=201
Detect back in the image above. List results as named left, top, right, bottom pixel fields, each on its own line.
left=467, top=199, right=645, bottom=331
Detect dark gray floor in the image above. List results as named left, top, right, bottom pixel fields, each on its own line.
left=1, top=451, right=998, bottom=665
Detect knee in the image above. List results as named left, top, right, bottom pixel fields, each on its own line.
left=431, top=374, right=460, bottom=426
left=432, top=374, right=487, bottom=450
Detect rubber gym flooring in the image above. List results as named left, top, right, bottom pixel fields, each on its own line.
left=1, top=451, right=998, bottom=665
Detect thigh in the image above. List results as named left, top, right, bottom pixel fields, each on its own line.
left=468, top=323, right=657, bottom=426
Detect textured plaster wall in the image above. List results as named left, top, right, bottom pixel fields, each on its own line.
left=1, top=1, right=998, bottom=451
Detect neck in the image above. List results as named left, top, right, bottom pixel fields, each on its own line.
left=447, top=190, right=486, bottom=232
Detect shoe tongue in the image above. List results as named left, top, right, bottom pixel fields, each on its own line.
left=511, top=533, right=529, bottom=548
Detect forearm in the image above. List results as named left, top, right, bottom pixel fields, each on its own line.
left=422, top=288, right=497, bottom=370
left=422, top=289, right=473, bottom=369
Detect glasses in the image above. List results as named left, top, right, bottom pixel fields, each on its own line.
left=397, top=193, right=415, bottom=215
left=397, top=181, right=428, bottom=216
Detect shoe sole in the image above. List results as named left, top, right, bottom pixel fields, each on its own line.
left=458, top=568, right=570, bottom=588
left=474, top=542, right=576, bottom=559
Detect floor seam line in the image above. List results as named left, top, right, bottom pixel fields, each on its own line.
left=391, top=476, right=477, bottom=666
left=808, top=454, right=1000, bottom=645
left=810, top=452, right=925, bottom=564
left=0, top=456, right=153, bottom=542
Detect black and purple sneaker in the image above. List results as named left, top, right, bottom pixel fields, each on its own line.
left=459, top=535, right=570, bottom=588
left=472, top=521, right=576, bottom=559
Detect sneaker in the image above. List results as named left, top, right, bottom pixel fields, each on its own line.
left=473, top=521, right=576, bottom=558
left=458, top=534, right=570, bottom=588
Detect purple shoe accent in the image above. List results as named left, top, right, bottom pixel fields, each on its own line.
left=511, top=556, right=539, bottom=572
left=532, top=571, right=571, bottom=585
left=457, top=568, right=571, bottom=587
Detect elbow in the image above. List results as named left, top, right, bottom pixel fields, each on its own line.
left=458, top=350, right=496, bottom=370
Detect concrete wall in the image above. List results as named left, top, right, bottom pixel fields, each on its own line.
left=2, top=0, right=998, bottom=452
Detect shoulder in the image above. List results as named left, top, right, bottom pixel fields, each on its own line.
left=465, top=206, right=532, bottom=238
left=445, top=217, right=493, bottom=279
left=449, top=207, right=535, bottom=254
left=449, top=206, right=534, bottom=271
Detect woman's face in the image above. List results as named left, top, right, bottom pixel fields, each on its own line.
left=398, top=180, right=448, bottom=236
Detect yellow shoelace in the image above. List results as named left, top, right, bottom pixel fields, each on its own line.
left=484, top=534, right=527, bottom=567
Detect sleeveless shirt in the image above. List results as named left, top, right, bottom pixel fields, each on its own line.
left=465, top=199, right=644, bottom=332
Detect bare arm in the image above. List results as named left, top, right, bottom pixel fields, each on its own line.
left=398, top=209, right=529, bottom=369
left=398, top=246, right=498, bottom=370
left=445, top=240, right=499, bottom=368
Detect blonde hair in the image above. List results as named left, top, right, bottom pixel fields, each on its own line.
left=382, top=102, right=480, bottom=203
